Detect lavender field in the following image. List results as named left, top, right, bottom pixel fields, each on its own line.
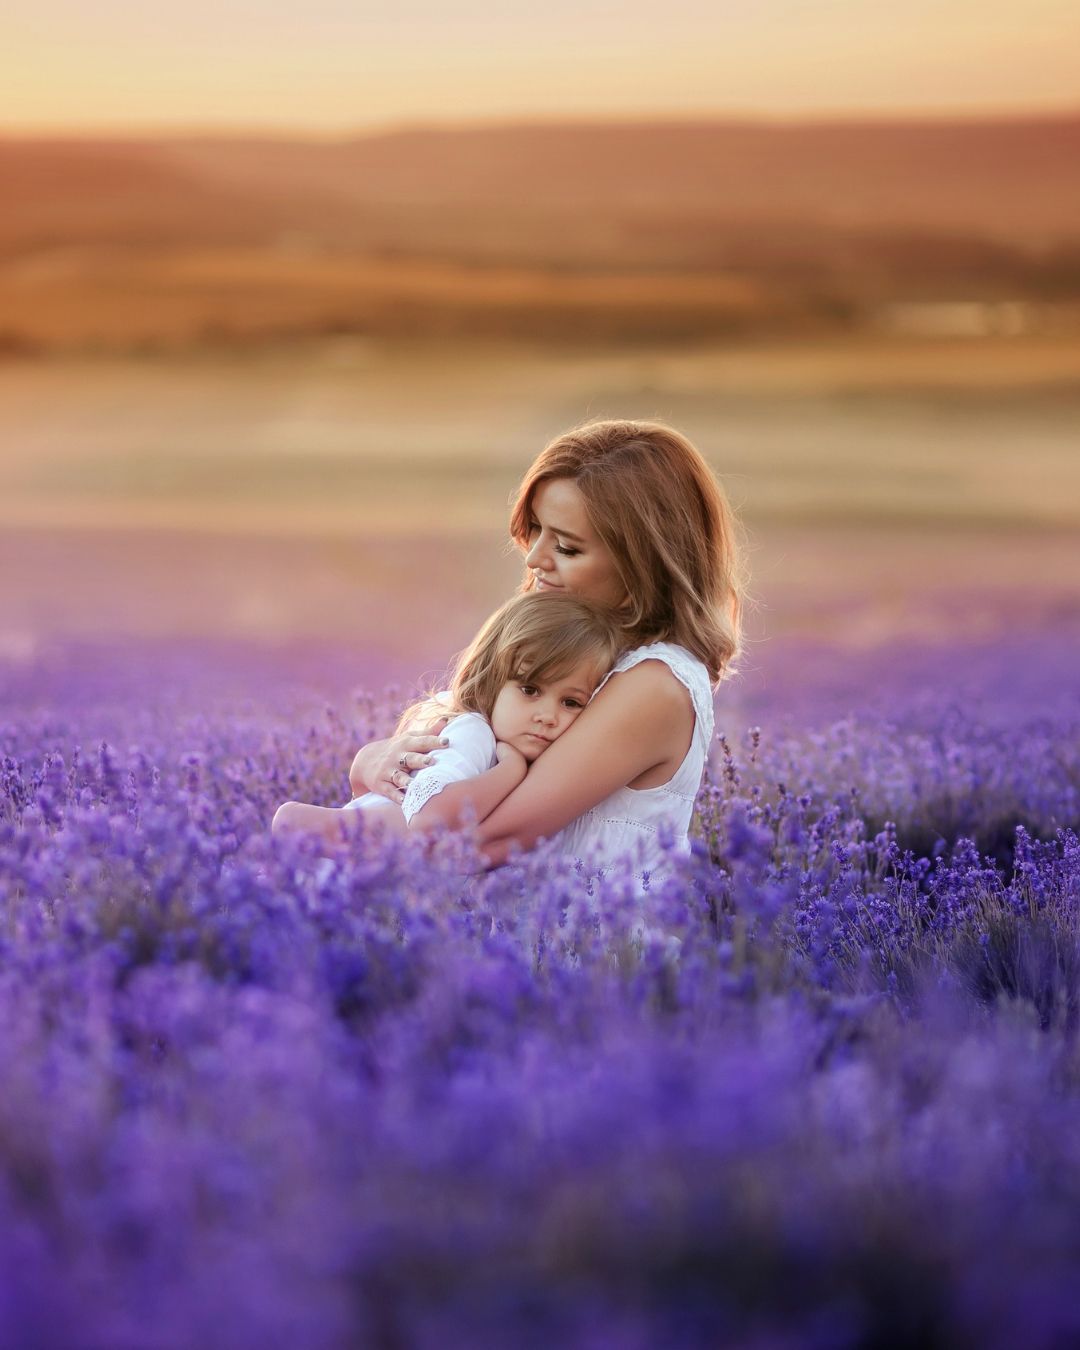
left=1, top=620, right=1078, bottom=1350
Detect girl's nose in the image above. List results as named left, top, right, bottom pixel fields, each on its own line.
left=533, top=701, right=557, bottom=725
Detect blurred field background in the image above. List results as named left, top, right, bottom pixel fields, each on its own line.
left=2, top=28, right=1080, bottom=710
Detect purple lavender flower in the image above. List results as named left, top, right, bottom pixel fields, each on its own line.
left=0, top=627, right=1077, bottom=1347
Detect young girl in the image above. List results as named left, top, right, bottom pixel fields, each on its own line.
left=272, top=592, right=622, bottom=846
left=349, top=419, right=747, bottom=895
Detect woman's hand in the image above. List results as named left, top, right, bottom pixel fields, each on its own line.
left=349, top=726, right=449, bottom=805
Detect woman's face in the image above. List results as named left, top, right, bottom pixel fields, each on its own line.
left=522, top=478, right=626, bottom=609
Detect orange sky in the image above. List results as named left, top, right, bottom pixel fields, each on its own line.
left=3, top=0, right=1079, bottom=132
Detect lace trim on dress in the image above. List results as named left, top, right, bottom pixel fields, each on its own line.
left=584, top=812, right=659, bottom=834
left=402, top=773, right=455, bottom=821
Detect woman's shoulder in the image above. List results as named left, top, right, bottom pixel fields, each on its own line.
left=601, top=641, right=713, bottom=726
left=613, top=639, right=705, bottom=670
left=612, top=641, right=710, bottom=688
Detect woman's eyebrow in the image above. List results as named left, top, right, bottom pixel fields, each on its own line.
left=537, top=518, right=586, bottom=544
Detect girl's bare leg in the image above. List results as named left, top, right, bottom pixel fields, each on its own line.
left=271, top=801, right=364, bottom=847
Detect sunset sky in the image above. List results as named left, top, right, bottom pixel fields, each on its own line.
left=3, top=0, right=1079, bottom=132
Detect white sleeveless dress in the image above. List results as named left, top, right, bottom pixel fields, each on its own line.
left=550, top=641, right=714, bottom=895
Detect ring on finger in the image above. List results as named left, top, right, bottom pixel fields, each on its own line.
left=399, top=753, right=408, bottom=770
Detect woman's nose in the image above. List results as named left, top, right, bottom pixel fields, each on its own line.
left=525, top=534, right=548, bottom=570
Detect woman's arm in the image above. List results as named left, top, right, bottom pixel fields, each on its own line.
left=406, top=744, right=528, bottom=834
left=476, top=662, right=694, bottom=866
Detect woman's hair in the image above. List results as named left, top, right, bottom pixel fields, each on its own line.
left=509, top=419, right=748, bottom=683
left=397, top=592, right=622, bottom=732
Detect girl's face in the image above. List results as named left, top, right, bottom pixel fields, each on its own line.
left=489, top=658, right=600, bottom=762
left=523, top=478, right=627, bottom=609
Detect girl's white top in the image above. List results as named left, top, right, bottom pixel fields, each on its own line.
left=550, top=642, right=714, bottom=892
left=344, top=698, right=496, bottom=825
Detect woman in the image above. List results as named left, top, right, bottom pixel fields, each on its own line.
left=349, top=419, right=746, bottom=890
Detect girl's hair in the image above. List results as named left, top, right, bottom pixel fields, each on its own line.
left=508, top=419, right=747, bottom=683
left=396, top=592, right=622, bottom=732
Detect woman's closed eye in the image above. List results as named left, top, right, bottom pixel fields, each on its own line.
left=527, top=519, right=579, bottom=557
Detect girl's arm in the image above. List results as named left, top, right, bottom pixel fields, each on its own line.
left=406, top=744, right=528, bottom=834
left=476, top=662, right=694, bottom=867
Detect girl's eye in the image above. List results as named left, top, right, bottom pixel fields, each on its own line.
left=519, top=685, right=539, bottom=697
left=563, top=698, right=584, bottom=710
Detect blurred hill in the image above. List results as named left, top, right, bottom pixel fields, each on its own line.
left=2, top=116, right=1079, bottom=350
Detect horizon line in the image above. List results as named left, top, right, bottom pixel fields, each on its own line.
left=4, top=103, right=1080, bottom=142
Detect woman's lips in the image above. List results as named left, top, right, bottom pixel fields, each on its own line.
left=534, top=577, right=563, bottom=591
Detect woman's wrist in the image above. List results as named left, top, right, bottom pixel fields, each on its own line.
left=349, top=740, right=386, bottom=795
